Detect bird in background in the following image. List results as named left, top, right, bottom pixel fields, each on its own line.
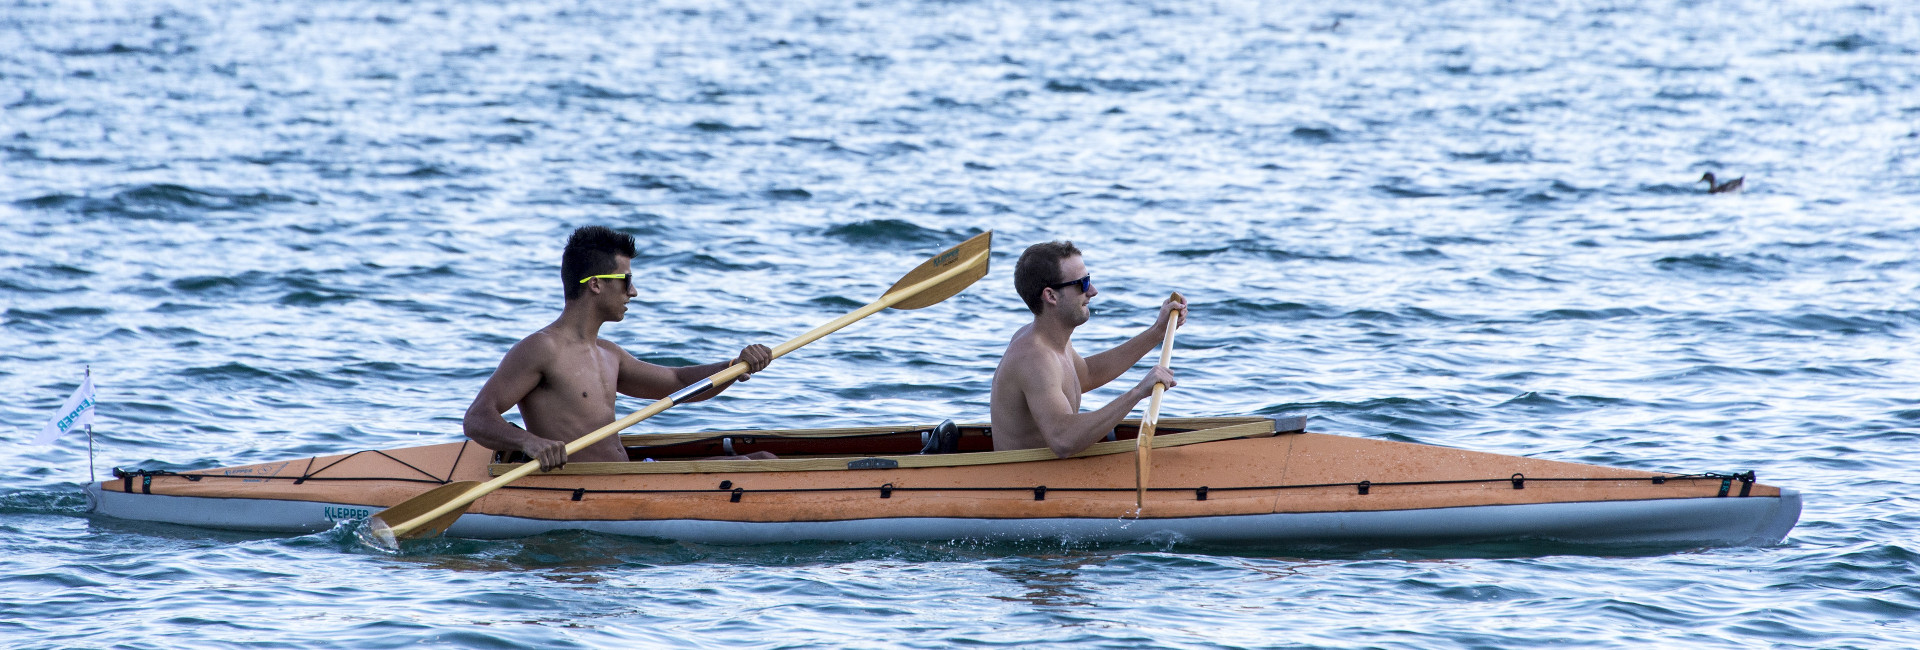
left=1699, top=172, right=1745, bottom=194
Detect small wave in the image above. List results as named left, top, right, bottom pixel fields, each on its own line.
left=615, top=173, right=716, bottom=193
left=169, top=275, right=249, bottom=294
left=1771, top=312, right=1895, bottom=335
left=14, top=184, right=306, bottom=220
left=1448, top=148, right=1534, bottom=164
left=1043, top=77, right=1164, bottom=94
left=1654, top=253, right=1783, bottom=277
left=1159, top=240, right=1347, bottom=262
left=1373, top=178, right=1447, bottom=199
left=1493, top=391, right=1625, bottom=414
left=5, top=306, right=112, bottom=323
left=645, top=252, right=774, bottom=273
left=1264, top=397, right=1478, bottom=435
left=764, top=188, right=812, bottom=201
left=1819, top=34, right=1876, bottom=53
left=1208, top=298, right=1325, bottom=320
left=1289, top=126, right=1341, bottom=144
left=829, top=383, right=975, bottom=400
left=690, top=120, right=754, bottom=133
left=0, top=490, right=89, bottom=516
left=545, top=80, right=648, bottom=101
left=45, top=42, right=180, bottom=57
left=808, top=295, right=864, bottom=310
left=822, top=219, right=972, bottom=248
left=179, top=362, right=291, bottom=385
left=1530, top=307, right=1660, bottom=321
left=278, top=291, right=357, bottom=306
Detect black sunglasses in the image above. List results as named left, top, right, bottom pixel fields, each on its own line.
left=1047, top=274, right=1092, bottom=294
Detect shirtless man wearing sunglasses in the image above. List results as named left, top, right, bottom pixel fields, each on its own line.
left=990, top=241, right=1186, bottom=457
left=462, top=226, right=773, bottom=471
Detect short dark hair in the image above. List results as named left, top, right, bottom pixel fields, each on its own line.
left=561, top=226, right=637, bottom=300
left=1014, top=240, right=1081, bottom=315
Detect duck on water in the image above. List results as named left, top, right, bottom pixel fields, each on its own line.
left=1700, top=172, right=1745, bottom=194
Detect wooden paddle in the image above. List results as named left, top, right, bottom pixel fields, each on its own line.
left=363, top=231, right=994, bottom=547
left=1135, top=291, right=1184, bottom=511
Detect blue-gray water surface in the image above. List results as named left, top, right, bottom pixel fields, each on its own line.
left=3, top=0, right=1918, bottom=647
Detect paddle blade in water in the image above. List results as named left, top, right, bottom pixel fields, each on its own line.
left=883, top=231, right=991, bottom=310
left=366, top=480, right=483, bottom=543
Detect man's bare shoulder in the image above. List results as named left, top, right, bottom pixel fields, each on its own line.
left=499, top=328, right=566, bottom=368
left=592, top=337, right=642, bottom=360
left=998, top=326, right=1061, bottom=381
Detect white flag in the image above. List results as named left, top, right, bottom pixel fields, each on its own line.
left=33, top=374, right=96, bottom=446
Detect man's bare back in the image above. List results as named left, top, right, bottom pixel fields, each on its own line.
left=989, top=243, right=1183, bottom=458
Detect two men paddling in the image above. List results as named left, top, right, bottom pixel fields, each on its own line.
left=463, top=229, right=1179, bottom=469
left=463, top=226, right=773, bottom=471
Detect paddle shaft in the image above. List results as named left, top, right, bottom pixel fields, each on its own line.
left=382, top=250, right=990, bottom=538
left=1135, top=292, right=1183, bottom=509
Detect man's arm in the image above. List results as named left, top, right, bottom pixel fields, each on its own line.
left=1019, top=353, right=1177, bottom=459
left=464, top=339, right=568, bottom=471
left=613, top=343, right=772, bottom=403
left=1082, top=295, right=1186, bottom=390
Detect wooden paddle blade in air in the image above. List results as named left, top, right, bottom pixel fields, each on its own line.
left=1136, top=291, right=1185, bottom=510
left=364, top=480, right=482, bottom=547
left=884, top=231, right=991, bottom=310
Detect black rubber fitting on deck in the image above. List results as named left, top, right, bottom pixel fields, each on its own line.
left=571, top=488, right=586, bottom=502
left=1511, top=473, right=1526, bottom=490
left=730, top=487, right=744, bottom=503
left=1033, top=486, right=1047, bottom=501
left=1195, top=486, right=1209, bottom=501
left=880, top=483, right=893, bottom=499
left=1357, top=480, right=1370, bottom=495
left=718, top=480, right=732, bottom=490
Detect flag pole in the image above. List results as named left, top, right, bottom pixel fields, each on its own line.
left=85, top=366, right=94, bottom=483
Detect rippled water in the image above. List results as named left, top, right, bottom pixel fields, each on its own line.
left=4, top=0, right=1918, bottom=646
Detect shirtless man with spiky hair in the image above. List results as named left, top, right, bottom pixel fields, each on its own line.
left=990, top=241, right=1185, bottom=458
left=463, top=226, right=773, bottom=471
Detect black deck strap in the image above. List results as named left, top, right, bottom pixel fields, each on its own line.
left=1739, top=471, right=1755, bottom=497
left=304, top=449, right=442, bottom=483
left=1195, top=486, right=1209, bottom=501
left=880, top=483, right=894, bottom=499
left=444, top=441, right=470, bottom=483
left=1272, top=416, right=1308, bottom=433
left=1511, top=473, right=1526, bottom=490
left=142, top=475, right=152, bottom=494
left=1357, top=480, right=1370, bottom=495
left=718, top=480, right=733, bottom=490
left=730, top=487, right=744, bottom=503
left=1034, top=486, right=1047, bottom=501
left=571, top=488, right=586, bottom=502
left=1718, top=477, right=1732, bottom=497
left=1652, top=476, right=1666, bottom=484
left=121, top=470, right=132, bottom=493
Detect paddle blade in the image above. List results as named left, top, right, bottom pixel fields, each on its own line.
left=366, top=480, right=483, bottom=544
left=883, top=231, right=991, bottom=310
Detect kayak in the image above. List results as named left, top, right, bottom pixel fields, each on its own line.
left=86, top=416, right=1800, bottom=547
